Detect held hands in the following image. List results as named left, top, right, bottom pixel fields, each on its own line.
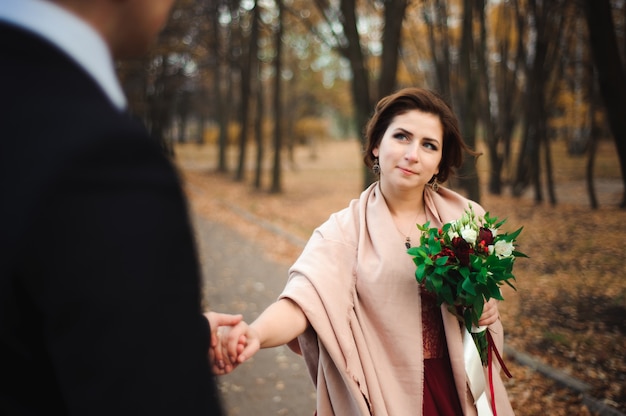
left=204, top=312, right=262, bottom=375
left=477, top=298, right=500, bottom=327
left=204, top=311, right=244, bottom=375
left=205, top=311, right=242, bottom=348
left=213, top=321, right=262, bottom=375
left=207, top=300, right=309, bottom=375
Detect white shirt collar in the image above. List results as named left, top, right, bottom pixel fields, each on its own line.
left=0, top=0, right=127, bottom=110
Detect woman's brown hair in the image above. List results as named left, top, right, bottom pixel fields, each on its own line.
left=363, top=87, right=479, bottom=183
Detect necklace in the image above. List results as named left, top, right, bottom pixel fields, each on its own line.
left=403, top=225, right=414, bottom=249
left=393, top=208, right=424, bottom=249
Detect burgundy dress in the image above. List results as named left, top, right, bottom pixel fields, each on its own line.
left=421, top=290, right=464, bottom=415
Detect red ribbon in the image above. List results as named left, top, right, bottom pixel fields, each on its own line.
left=487, top=331, right=512, bottom=416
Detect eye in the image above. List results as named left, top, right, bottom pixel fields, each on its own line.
left=393, top=132, right=410, bottom=142
left=423, top=140, right=439, bottom=151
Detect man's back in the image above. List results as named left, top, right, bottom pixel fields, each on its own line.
left=0, top=3, right=223, bottom=414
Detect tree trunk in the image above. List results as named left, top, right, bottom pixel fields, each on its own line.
left=212, top=2, right=228, bottom=173
left=476, top=0, right=502, bottom=195
left=285, top=72, right=298, bottom=171
left=433, top=0, right=452, bottom=101
left=513, top=0, right=558, bottom=205
left=378, top=0, right=408, bottom=99
left=586, top=104, right=599, bottom=209
left=543, top=118, right=557, bottom=205
left=457, top=0, right=481, bottom=203
left=235, top=3, right=260, bottom=182
left=338, top=0, right=375, bottom=189
left=583, top=0, right=626, bottom=208
left=270, top=0, right=284, bottom=194
left=253, top=61, right=264, bottom=190
left=311, top=0, right=408, bottom=189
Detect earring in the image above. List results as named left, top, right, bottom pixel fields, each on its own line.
left=429, top=177, right=439, bottom=192
left=372, top=158, right=380, bottom=175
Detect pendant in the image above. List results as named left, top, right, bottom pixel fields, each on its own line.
left=405, top=237, right=411, bottom=249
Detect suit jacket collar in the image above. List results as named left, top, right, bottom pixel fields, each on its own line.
left=0, top=0, right=126, bottom=110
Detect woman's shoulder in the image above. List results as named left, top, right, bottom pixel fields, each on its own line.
left=317, top=198, right=360, bottom=240
left=316, top=182, right=382, bottom=242
left=431, top=186, right=486, bottom=217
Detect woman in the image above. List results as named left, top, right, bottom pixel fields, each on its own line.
left=216, top=87, right=514, bottom=415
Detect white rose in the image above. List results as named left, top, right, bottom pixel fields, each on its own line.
left=460, top=226, right=478, bottom=245
left=494, top=240, right=514, bottom=258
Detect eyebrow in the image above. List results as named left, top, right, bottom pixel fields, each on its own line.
left=395, top=127, right=441, bottom=145
left=394, top=127, right=413, bottom=137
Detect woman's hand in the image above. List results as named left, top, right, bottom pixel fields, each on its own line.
left=208, top=298, right=308, bottom=374
left=208, top=321, right=261, bottom=375
left=210, top=324, right=248, bottom=375
left=224, top=321, right=261, bottom=365
left=204, top=311, right=243, bottom=375
left=478, top=297, right=500, bottom=327
left=204, top=311, right=243, bottom=348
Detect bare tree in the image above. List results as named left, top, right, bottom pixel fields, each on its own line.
left=455, top=0, right=481, bottom=202
left=253, top=57, right=265, bottom=190
left=512, top=0, right=567, bottom=205
left=421, top=0, right=452, bottom=101
left=270, top=0, right=284, bottom=193
left=211, top=0, right=229, bottom=173
left=583, top=0, right=626, bottom=208
left=310, top=0, right=409, bottom=188
left=235, top=2, right=261, bottom=182
left=586, top=69, right=600, bottom=209
left=477, top=0, right=517, bottom=195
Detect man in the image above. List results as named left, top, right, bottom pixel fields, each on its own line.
left=0, top=1, right=237, bottom=414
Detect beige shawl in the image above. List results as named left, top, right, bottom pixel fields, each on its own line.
left=280, top=182, right=514, bottom=416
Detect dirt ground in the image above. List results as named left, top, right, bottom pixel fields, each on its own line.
left=176, top=138, right=625, bottom=415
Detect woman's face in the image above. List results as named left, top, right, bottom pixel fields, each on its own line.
left=372, top=109, right=443, bottom=194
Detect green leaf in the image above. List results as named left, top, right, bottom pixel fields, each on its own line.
left=464, top=308, right=475, bottom=330
left=458, top=267, right=469, bottom=279
left=504, top=279, right=517, bottom=291
left=473, top=297, right=484, bottom=322
left=494, top=218, right=507, bottom=229
left=431, top=274, right=443, bottom=292
left=441, top=285, right=454, bottom=305
left=470, top=255, right=482, bottom=270
left=417, top=221, right=432, bottom=232
left=429, top=236, right=441, bottom=253
left=513, top=250, right=529, bottom=258
left=503, top=226, right=523, bottom=241
left=415, top=263, right=426, bottom=283
left=462, top=277, right=477, bottom=296
left=476, top=268, right=488, bottom=284
left=435, top=256, right=449, bottom=266
left=487, top=279, right=504, bottom=300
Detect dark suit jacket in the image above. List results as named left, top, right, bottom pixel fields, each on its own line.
left=0, top=22, right=223, bottom=415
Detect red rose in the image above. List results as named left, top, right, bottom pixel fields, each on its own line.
left=452, top=236, right=474, bottom=266
left=434, top=247, right=457, bottom=265
left=478, top=227, right=494, bottom=246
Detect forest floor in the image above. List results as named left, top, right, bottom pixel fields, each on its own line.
left=175, top=138, right=625, bottom=416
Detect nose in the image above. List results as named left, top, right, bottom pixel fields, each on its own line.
left=405, top=142, right=420, bottom=162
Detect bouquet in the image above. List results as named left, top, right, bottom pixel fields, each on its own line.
left=407, top=205, right=526, bottom=366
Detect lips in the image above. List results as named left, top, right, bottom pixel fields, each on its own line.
left=397, top=166, right=415, bottom=175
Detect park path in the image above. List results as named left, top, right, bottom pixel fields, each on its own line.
left=192, top=214, right=317, bottom=416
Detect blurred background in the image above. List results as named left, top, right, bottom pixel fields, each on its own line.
left=116, top=0, right=625, bottom=207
